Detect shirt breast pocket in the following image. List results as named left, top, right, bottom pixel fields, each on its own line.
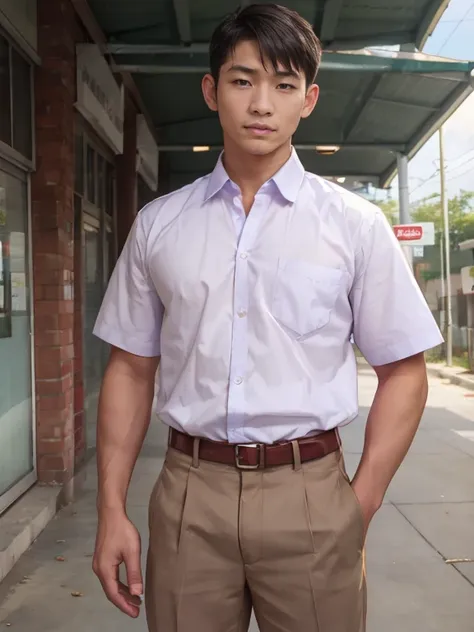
left=271, top=260, right=343, bottom=339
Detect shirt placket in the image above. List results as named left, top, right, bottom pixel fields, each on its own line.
left=227, top=193, right=268, bottom=444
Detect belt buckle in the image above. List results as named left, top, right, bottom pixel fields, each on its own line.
left=235, top=444, right=261, bottom=470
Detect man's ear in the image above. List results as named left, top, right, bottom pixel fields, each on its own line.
left=202, top=74, right=218, bottom=112
left=301, top=83, right=319, bottom=119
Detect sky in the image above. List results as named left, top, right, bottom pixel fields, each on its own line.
left=387, top=0, right=474, bottom=205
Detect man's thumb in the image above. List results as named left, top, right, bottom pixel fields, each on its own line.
left=124, top=548, right=143, bottom=596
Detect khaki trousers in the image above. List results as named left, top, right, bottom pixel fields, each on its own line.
left=145, top=444, right=367, bottom=632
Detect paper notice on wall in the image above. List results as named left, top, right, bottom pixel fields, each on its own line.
left=11, top=272, right=27, bottom=311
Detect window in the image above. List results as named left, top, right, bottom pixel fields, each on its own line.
left=0, top=32, right=33, bottom=161
left=97, top=154, right=105, bottom=210
left=105, top=161, right=114, bottom=217
left=11, top=48, right=32, bottom=159
left=86, top=144, right=96, bottom=205
left=75, top=134, right=84, bottom=195
left=0, top=35, right=11, bottom=146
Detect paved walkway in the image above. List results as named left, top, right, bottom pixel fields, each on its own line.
left=1, top=369, right=474, bottom=631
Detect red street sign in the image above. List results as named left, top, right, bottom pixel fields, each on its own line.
left=393, top=225, right=423, bottom=241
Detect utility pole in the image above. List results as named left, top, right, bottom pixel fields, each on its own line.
left=439, top=126, right=453, bottom=366
left=439, top=233, right=445, bottom=332
left=397, top=153, right=413, bottom=269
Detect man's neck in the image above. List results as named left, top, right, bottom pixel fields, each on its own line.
left=222, top=139, right=292, bottom=213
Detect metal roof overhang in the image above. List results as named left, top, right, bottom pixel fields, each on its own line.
left=80, top=0, right=472, bottom=189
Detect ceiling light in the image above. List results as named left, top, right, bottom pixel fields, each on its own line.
left=337, top=177, right=346, bottom=183
left=315, top=145, right=340, bottom=155
left=193, top=146, right=210, bottom=152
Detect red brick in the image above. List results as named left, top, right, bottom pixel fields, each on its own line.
left=36, top=375, right=71, bottom=396
left=58, top=314, right=73, bottom=329
left=37, top=439, right=64, bottom=455
left=37, top=407, right=71, bottom=428
left=38, top=390, right=72, bottom=411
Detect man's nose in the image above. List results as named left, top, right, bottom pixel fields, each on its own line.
left=250, top=86, right=274, bottom=116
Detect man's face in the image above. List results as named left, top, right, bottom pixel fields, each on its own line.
left=202, top=39, right=319, bottom=155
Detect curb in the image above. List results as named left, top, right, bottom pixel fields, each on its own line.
left=0, top=463, right=88, bottom=584
left=426, top=365, right=474, bottom=393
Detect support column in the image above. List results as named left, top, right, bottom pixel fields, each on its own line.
left=116, top=92, right=138, bottom=253
left=397, top=153, right=411, bottom=224
left=397, top=153, right=413, bottom=269
left=32, top=0, right=77, bottom=484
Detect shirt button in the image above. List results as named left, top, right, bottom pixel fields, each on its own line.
left=240, top=252, right=248, bottom=260
left=237, top=310, right=247, bottom=318
left=234, top=376, right=243, bottom=385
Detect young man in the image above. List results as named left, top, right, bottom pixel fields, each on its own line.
left=92, top=4, right=443, bottom=631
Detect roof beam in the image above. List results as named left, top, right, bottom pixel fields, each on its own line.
left=104, top=43, right=208, bottom=54
left=104, top=32, right=415, bottom=55
left=319, top=0, right=344, bottom=43
left=342, top=75, right=384, bottom=142
left=370, top=96, right=437, bottom=111
left=381, top=73, right=474, bottom=187
left=114, top=54, right=474, bottom=75
left=157, top=143, right=406, bottom=152
left=172, top=0, right=192, bottom=45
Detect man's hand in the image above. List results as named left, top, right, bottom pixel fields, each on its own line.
left=351, top=478, right=381, bottom=538
left=349, top=352, right=429, bottom=539
left=93, top=509, right=143, bottom=618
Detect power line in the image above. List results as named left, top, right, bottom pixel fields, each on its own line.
left=447, top=165, right=474, bottom=182
left=445, top=144, right=474, bottom=164
left=436, top=1, right=474, bottom=55
left=409, top=169, right=439, bottom=196
left=446, top=154, right=474, bottom=174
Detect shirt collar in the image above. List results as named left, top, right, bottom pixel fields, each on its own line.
left=204, top=147, right=305, bottom=204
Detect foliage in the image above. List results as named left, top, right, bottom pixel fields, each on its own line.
left=377, top=190, right=474, bottom=248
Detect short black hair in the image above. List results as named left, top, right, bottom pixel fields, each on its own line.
left=209, top=4, right=322, bottom=87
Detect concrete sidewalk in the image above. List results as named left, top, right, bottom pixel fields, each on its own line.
left=1, top=369, right=474, bottom=631
left=426, top=362, right=474, bottom=392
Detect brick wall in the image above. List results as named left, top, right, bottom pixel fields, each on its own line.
left=32, top=0, right=82, bottom=484
left=31, top=0, right=141, bottom=486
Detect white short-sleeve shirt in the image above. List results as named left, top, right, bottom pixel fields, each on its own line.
left=94, top=149, right=443, bottom=444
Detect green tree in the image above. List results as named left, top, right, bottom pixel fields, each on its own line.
left=376, top=190, right=474, bottom=248
left=411, top=190, right=474, bottom=248
left=377, top=199, right=398, bottom=225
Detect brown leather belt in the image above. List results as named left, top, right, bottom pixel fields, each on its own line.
left=168, top=428, right=340, bottom=469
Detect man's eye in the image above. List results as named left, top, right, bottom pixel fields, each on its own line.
left=234, top=79, right=250, bottom=86
left=278, top=83, right=296, bottom=90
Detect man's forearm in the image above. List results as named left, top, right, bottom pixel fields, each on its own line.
left=352, top=353, right=428, bottom=509
left=96, top=350, right=158, bottom=514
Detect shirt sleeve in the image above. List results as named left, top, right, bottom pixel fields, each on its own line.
left=350, top=211, right=444, bottom=366
left=93, top=212, right=164, bottom=357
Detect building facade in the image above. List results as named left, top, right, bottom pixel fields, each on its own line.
left=0, top=0, right=159, bottom=515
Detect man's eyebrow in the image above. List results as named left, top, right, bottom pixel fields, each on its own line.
left=227, top=64, right=257, bottom=74
left=227, top=64, right=300, bottom=79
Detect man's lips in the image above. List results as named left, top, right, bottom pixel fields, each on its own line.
left=244, top=124, right=276, bottom=135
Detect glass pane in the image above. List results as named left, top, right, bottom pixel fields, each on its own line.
left=11, top=48, right=32, bottom=159
left=74, top=134, right=84, bottom=195
left=0, top=35, right=12, bottom=146
left=86, top=145, right=96, bottom=204
left=97, top=154, right=105, bottom=210
left=105, top=162, right=114, bottom=216
left=0, top=169, right=33, bottom=499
